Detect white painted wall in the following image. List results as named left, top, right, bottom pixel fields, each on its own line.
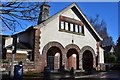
left=7, top=49, right=28, bottom=54
left=5, top=37, right=13, bottom=47
left=99, top=47, right=104, bottom=63
left=5, top=29, right=34, bottom=50
left=39, top=8, right=104, bottom=63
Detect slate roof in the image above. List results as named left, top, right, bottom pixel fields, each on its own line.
left=6, top=42, right=32, bottom=51
left=103, top=45, right=114, bottom=53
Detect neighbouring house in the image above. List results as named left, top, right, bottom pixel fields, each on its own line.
left=2, top=27, right=35, bottom=61
left=1, top=27, right=36, bottom=71
left=2, top=2, right=105, bottom=72
left=103, top=45, right=115, bottom=63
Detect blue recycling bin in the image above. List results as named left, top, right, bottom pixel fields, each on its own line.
left=14, top=64, right=23, bottom=80
left=44, top=66, right=50, bottom=77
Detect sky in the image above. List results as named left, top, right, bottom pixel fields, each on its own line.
left=2, top=2, right=119, bottom=44
left=49, top=2, right=118, bottom=44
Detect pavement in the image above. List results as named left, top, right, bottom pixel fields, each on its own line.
left=76, top=71, right=120, bottom=78
left=2, top=70, right=120, bottom=80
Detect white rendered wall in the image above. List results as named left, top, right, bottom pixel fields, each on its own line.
left=5, top=37, right=13, bottom=47
left=99, top=47, right=104, bottom=63
left=39, top=8, right=103, bottom=64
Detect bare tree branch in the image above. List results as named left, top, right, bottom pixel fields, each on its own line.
left=1, top=2, right=42, bottom=32
left=89, top=15, right=114, bottom=46
left=1, top=17, right=11, bottom=30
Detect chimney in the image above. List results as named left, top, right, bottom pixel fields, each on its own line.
left=38, top=3, right=50, bottom=24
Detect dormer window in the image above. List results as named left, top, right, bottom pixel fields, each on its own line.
left=59, top=15, right=84, bottom=35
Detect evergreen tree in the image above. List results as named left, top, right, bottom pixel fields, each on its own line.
left=115, top=36, right=120, bottom=62
left=107, top=52, right=117, bottom=63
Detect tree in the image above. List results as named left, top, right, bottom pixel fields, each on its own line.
left=89, top=15, right=114, bottom=47
left=0, top=2, right=42, bottom=77
left=115, top=36, right=120, bottom=62
left=0, top=2, right=42, bottom=32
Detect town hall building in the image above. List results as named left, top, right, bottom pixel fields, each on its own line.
left=2, top=2, right=104, bottom=72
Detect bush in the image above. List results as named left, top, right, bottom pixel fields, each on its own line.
left=2, top=59, right=9, bottom=63
left=107, top=52, right=117, bottom=63
left=85, top=68, right=94, bottom=74
left=116, top=55, right=120, bottom=63
left=70, top=67, right=75, bottom=75
left=110, top=64, right=120, bottom=70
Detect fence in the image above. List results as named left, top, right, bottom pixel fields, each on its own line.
left=1, top=60, right=36, bottom=72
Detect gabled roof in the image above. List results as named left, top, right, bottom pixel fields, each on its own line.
left=0, top=26, right=35, bottom=38
left=103, top=45, right=114, bottom=53
left=34, top=2, right=103, bottom=41
left=13, top=26, right=35, bottom=36
left=6, top=42, right=32, bottom=51
left=0, top=35, right=10, bottom=37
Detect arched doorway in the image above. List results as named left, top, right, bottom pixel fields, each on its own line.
left=67, top=49, right=79, bottom=70
left=82, top=50, right=93, bottom=70
left=47, top=46, right=62, bottom=70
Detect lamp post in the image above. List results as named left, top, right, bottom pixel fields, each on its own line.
left=10, top=35, right=17, bottom=78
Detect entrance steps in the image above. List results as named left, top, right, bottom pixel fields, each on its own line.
left=43, top=69, right=86, bottom=79
left=75, top=70, right=85, bottom=73
left=50, top=70, right=60, bottom=73
left=75, top=70, right=85, bottom=72
left=49, top=69, right=85, bottom=74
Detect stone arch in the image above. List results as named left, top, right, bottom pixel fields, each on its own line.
left=42, top=41, right=65, bottom=69
left=65, top=44, right=81, bottom=70
left=81, top=46, right=96, bottom=70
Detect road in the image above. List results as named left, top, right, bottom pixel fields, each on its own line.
left=23, top=71, right=120, bottom=80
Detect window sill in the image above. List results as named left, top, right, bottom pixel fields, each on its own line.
left=59, top=29, right=84, bottom=36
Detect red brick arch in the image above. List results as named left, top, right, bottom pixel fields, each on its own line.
left=42, top=41, right=65, bottom=68
left=65, top=44, right=81, bottom=70
left=81, top=46, right=96, bottom=70
left=65, top=44, right=81, bottom=53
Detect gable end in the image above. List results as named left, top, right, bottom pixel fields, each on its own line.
left=71, top=6, right=102, bottom=41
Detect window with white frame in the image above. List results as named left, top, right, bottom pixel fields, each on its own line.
left=70, top=23, right=73, bottom=32
left=79, top=25, right=82, bottom=33
left=75, top=24, right=78, bottom=33
left=59, top=16, right=84, bottom=35
left=61, top=21, right=64, bottom=30
left=65, top=22, right=68, bottom=30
